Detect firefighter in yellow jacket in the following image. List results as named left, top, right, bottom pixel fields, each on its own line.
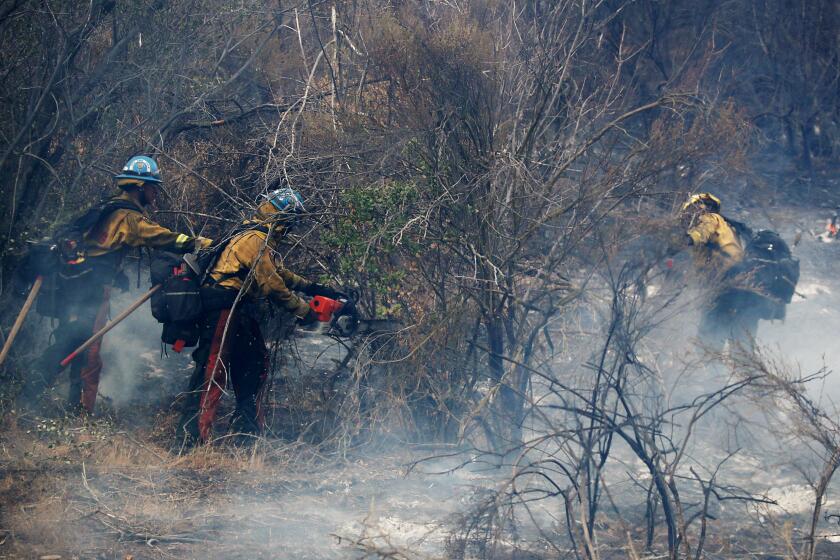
left=684, top=195, right=744, bottom=276
left=680, top=193, right=761, bottom=350
left=21, top=156, right=211, bottom=413
left=179, top=188, right=345, bottom=445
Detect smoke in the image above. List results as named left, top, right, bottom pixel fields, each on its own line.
left=762, top=284, right=839, bottom=398
left=8, top=199, right=840, bottom=559
left=740, top=207, right=840, bottom=404
left=471, top=194, right=840, bottom=552
left=208, top=453, right=486, bottom=559
left=97, top=284, right=192, bottom=411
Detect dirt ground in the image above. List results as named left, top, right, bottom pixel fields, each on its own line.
left=0, top=319, right=493, bottom=560
left=0, top=405, right=491, bottom=560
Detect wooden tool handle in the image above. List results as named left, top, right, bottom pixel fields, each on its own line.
left=0, top=276, right=43, bottom=367
left=59, top=284, right=161, bottom=368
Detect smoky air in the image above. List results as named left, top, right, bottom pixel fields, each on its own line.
left=0, top=1, right=837, bottom=558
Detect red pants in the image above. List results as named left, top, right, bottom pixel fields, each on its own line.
left=25, top=287, right=110, bottom=412
left=181, top=308, right=269, bottom=443
left=78, top=291, right=110, bottom=411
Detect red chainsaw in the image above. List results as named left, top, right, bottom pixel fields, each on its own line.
left=308, top=295, right=359, bottom=337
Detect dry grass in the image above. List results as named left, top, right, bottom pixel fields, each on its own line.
left=0, top=410, right=283, bottom=558
left=0, top=408, right=450, bottom=560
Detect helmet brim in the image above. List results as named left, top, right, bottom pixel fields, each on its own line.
left=114, top=173, right=163, bottom=184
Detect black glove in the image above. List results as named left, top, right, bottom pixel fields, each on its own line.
left=296, top=308, right=319, bottom=326
left=303, top=283, right=347, bottom=300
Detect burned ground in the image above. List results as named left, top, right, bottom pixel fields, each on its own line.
left=3, top=193, right=840, bottom=559
left=1, top=1, right=839, bottom=558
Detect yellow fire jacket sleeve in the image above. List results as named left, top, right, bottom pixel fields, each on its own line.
left=86, top=202, right=206, bottom=256
left=687, top=213, right=744, bottom=270
left=210, top=230, right=312, bottom=317
left=278, top=268, right=311, bottom=293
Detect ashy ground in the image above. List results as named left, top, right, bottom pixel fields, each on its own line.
left=3, top=197, right=840, bottom=559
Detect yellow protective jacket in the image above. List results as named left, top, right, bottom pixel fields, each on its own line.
left=687, top=213, right=744, bottom=274
left=207, top=227, right=312, bottom=317
left=85, top=193, right=204, bottom=256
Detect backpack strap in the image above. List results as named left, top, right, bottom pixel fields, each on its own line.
left=720, top=214, right=753, bottom=249
left=56, top=197, right=143, bottom=242
left=98, top=197, right=143, bottom=218
left=202, top=224, right=273, bottom=286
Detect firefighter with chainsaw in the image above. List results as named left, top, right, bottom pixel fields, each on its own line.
left=179, top=188, right=347, bottom=445
left=18, top=156, right=211, bottom=413
left=679, top=192, right=798, bottom=351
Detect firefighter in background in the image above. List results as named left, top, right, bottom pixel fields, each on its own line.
left=179, top=188, right=345, bottom=445
left=683, top=193, right=744, bottom=274
left=20, top=156, right=211, bottom=413
left=680, top=193, right=767, bottom=351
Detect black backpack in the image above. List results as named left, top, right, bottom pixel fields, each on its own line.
left=149, top=225, right=267, bottom=350
left=743, top=229, right=800, bottom=305
left=722, top=218, right=800, bottom=318
left=52, top=198, right=140, bottom=269
left=23, top=197, right=139, bottom=317
left=149, top=252, right=206, bottom=350
left=722, top=216, right=753, bottom=246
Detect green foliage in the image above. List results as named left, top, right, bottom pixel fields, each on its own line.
left=321, top=180, right=419, bottom=295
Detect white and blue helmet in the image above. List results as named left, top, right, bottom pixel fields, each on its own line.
left=264, top=188, right=305, bottom=213
left=115, top=155, right=163, bottom=184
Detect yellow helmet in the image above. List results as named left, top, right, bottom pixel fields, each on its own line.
left=681, top=192, right=721, bottom=213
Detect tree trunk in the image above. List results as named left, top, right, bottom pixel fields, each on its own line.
left=486, top=317, right=523, bottom=454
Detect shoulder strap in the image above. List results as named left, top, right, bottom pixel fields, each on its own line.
left=202, top=224, right=272, bottom=286
left=99, top=197, right=143, bottom=216
left=721, top=214, right=753, bottom=245
left=65, top=197, right=142, bottom=237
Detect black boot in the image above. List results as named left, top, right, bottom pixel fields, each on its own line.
left=229, top=398, right=261, bottom=445
left=67, top=369, right=83, bottom=412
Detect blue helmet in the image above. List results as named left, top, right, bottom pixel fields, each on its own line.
left=264, top=188, right=305, bottom=213
left=114, top=155, right=163, bottom=184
